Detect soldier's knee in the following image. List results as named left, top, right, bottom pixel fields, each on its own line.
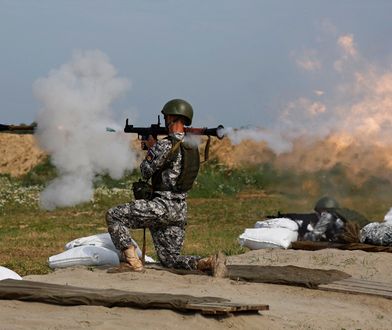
left=105, top=208, right=114, bottom=226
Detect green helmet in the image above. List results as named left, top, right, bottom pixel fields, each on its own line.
left=161, top=99, right=193, bottom=126
left=314, top=196, right=340, bottom=212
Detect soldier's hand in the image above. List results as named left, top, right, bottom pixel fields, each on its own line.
left=144, top=135, right=157, bottom=149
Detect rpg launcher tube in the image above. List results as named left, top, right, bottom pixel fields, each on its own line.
left=185, top=125, right=225, bottom=139
left=124, top=119, right=225, bottom=139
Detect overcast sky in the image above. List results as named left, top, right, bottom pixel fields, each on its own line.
left=1, top=0, right=392, bottom=129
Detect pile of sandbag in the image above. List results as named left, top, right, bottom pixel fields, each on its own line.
left=360, top=208, right=392, bottom=246
left=238, top=218, right=299, bottom=250
left=48, top=233, right=154, bottom=269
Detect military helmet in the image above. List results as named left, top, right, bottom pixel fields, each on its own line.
left=314, top=196, right=340, bottom=212
left=161, top=99, right=193, bottom=126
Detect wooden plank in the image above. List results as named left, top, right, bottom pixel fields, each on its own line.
left=147, top=264, right=351, bottom=288
left=0, top=279, right=268, bottom=315
left=320, top=281, right=392, bottom=294
left=319, top=284, right=392, bottom=299
left=186, top=302, right=269, bottom=315
left=336, top=278, right=392, bottom=291
left=319, top=278, right=392, bottom=300
left=226, top=265, right=350, bottom=288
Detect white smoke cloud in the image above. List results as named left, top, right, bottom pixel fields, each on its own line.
left=224, top=127, right=292, bottom=154
left=34, top=50, right=136, bottom=210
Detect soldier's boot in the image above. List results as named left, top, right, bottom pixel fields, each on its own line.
left=197, top=251, right=227, bottom=278
left=123, top=245, right=144, bottom=272
left=107, top=245, right=144, bottom=273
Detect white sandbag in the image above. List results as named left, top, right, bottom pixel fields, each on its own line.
left=65, top=233, right=117, bottom=250
left=254, top=218, right=299, bottom=231
left=0, top=266, right=22, bottom=281
left=48, top=246, right=120, bottom=269
left=65, top=233, right=155, bottom=263
left=239, top=227, right=298, bottom=250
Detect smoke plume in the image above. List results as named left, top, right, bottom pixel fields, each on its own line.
left=224, top=127, right=292, bottom=154
left=222, top=28, right=392, bottom=188
left=34, top=50, right=136, bottom=210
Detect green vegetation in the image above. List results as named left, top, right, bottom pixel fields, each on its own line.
left=1, top=160, right=391, bottom=276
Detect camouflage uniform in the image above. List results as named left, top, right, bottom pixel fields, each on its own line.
left=106, top=132, right=200, bottom=270
left=303, top=211, right=345, bottom=242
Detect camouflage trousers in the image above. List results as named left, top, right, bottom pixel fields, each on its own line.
left=106, top=196, right=200, bottom=270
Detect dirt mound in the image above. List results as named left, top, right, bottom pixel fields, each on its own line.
left=0, top=133, right=47, bottom=177
left=3, top=133, right=392, bottom=187
left=208, top=137, right=273, bottom=167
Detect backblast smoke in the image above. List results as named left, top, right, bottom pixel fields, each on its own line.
left=34, top=50, right=136, bottom=210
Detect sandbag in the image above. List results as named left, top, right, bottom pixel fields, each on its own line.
left=65, top=233, right=131, bottom=253
left=0, top=266, right=22, bottom=281
left=65, top=233, right=155, bottom=263
left=239, top=228, right=298, bottom=250
left=255, top=218, right=299, bottom=231
left=48, top=246, right=120, bottom=269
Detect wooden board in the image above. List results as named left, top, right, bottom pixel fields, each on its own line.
left=146, top=264, right=392, bottom=301
left=146, top=264, right=351, bottom=289
left=319, top=278, right=392, bottom=300
left=186, top=301, right=269, bottom=315
left=0, top=279, right=268, bottom=315
left=226, top=265, right=350, bottom=288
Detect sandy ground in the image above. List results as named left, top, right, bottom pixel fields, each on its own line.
left=1, top=248, right=391, bottom=330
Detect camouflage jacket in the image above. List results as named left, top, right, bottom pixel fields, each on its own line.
left=140, top=132, right=187, bottom=200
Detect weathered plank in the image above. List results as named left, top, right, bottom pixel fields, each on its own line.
left=0, top=279, right=268, bottom=315
left=226, top=265, right=351, bottom=288
left=146, top=264, right=351, bottom=289
left=338, top=278, right=392, bottom=291
left=319, top=278, right=392, bottom=300
left=186, top=302, right=269, bottom=315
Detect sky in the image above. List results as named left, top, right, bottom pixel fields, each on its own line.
left=2, top=0, right=392, bottom=209
left=1, top=0, right=392, bottom=129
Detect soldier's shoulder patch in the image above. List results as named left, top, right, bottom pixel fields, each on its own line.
left=145, top=149, right=157, bottom=163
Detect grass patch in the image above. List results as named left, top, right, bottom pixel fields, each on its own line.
left=20, top=157, right=57, bottom=186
